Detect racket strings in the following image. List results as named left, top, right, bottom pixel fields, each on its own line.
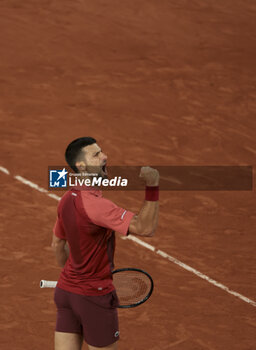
left=113, top=270, right=152, bottom=305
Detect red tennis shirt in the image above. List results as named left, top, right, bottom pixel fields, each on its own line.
left=53, top=186, right=135, bottom=296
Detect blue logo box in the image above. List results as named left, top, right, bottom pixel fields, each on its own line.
left=49, top=168, right=68, bottom=188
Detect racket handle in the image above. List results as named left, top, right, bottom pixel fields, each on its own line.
left=40, top=280, right=57, bottom=288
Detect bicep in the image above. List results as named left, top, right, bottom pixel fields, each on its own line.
left=128, top=215, right=154, bottom=237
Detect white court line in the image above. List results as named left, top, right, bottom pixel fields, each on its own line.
left=0, top=166, right=10, bottom=175
left=126, top=235, right=156, bottom=252
left=47, top=193, right=61, bottom=201
left=13, top=175, right=61, bottom=200
left=1, top=166, right=256, bottom=308
left=14, top=175, right=49, bottom=193
left=155, top=249, right=256, bottom=307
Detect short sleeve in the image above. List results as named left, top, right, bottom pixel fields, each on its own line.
left=53, top=216, right=66, bottom=239
left=82, top=195, right=135, bottom=236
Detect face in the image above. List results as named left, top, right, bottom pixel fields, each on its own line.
left=76, top=143, right=108, bottom=178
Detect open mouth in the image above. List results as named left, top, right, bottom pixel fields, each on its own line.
left=102, top=164, right=107, bottom=175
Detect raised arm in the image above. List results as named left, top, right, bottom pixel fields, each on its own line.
left=128, top=167, right=159, bottom=237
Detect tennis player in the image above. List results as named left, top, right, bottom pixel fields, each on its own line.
left=52, top=137, right=159, bottom=350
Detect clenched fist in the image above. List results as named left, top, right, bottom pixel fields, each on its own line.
left=139, top=166, right=159, bottom=186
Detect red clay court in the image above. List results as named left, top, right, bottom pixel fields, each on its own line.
left=0, top=1, right=256, bottom=349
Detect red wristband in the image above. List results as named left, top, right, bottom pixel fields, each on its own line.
left=145, top=186, right=159, bottom=201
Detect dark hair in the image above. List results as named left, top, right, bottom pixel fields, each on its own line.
left=65, top=137, right=96, bottom=172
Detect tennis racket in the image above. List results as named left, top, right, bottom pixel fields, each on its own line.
left=40, top=268, right=154, bottom=308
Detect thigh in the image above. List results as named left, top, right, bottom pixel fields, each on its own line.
left=72, top=290, right=120, bottom=348
left=54, top=287, right=83, bottom=334
left=55, top=331, right=83, bottom=350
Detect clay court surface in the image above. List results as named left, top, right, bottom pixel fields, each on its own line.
left=0, top=0, right=256, bottom=349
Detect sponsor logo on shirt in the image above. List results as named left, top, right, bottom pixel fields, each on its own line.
left=121, top=210, right=127, bottom=220
left=49, top=168, right=68, bottom=188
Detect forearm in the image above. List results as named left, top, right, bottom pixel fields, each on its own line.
left=129, top=185, right=159, bottom=236
left=136, top=200, right=159, bottom=236
left=128, top=167, right=160, bottom=237
left=55, top=243, right=69, bottom=268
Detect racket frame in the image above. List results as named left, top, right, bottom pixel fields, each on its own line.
left=40, top=268, right=154, bottom=308
left=112, top=267, right=154, bottom=308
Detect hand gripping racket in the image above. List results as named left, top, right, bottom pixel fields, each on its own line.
left=40, top=268, right=154, bottom=308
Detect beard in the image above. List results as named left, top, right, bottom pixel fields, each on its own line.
left=86, top=164, right=108, bottom=180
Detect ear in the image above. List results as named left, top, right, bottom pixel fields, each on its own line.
left=75, top=160, right=86, bottom=172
